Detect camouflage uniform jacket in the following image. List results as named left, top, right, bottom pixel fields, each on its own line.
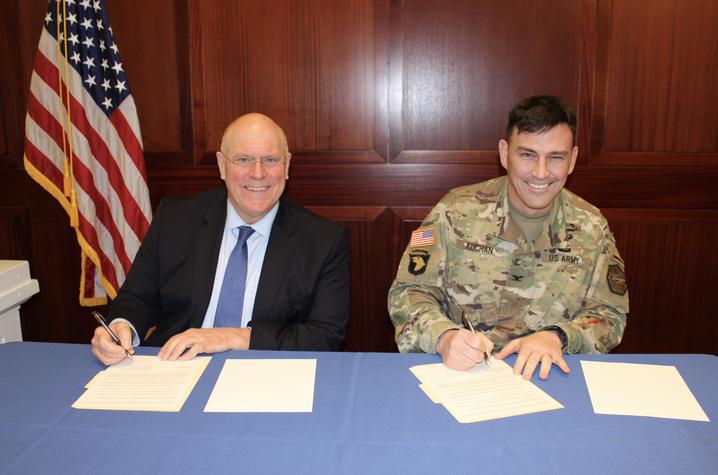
left=388, top=176, right=628, bottom=354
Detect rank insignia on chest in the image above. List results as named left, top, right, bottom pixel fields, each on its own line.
left=607, top=263, right=627, bottom=295
left=410, top=227, right=435, bottom=247
left=408, top=249, right=431, bottom=275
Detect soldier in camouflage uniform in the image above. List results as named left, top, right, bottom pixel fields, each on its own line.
left=388, top=96, right=628, bottom=380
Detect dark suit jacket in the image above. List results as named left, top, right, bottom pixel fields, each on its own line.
left=109, top=189, right=350, bottom=351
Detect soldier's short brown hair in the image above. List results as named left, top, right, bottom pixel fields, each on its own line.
left=506, top=96, right=577, bottom=145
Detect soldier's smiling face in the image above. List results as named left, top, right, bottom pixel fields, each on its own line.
left=498, top=124, right=578, bottom=217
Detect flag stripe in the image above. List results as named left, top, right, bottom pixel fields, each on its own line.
left=117, top=97, right=143, bottom=147
left=24, top=105, right=66, bottom=187
left=109, top=98, right=146, bottom=178
left=26, top=88, right=67, bottom=171
left=24, top=135, right=65, bottom=190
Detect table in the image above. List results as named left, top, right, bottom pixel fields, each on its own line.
left=0, top=342, right=716, bottom=474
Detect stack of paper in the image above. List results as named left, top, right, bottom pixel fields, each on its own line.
left=410, top=359, right=563, bottom=423
left=72, top=355, right=211, bottom=412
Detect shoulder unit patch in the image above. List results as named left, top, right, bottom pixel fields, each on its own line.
left=607, top=263, right=627, bottom=295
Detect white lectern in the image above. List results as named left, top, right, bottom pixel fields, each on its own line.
left=0, top=261, right=40, bottom=344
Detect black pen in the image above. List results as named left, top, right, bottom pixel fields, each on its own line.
left=91, top=311, right=134, bottom=360
left=461, top=311, right=491, bottom=367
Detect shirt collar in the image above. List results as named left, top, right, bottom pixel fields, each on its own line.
left=224, top=200, right=280, bottom=238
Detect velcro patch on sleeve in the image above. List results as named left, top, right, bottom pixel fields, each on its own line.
left=410, top=226, right=435, bottom=247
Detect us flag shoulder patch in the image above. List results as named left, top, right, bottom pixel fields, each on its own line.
left=410, top=227, right=435, bottom=247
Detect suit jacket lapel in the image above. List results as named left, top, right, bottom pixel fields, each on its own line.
left=252, top=197, right=296, bottom=322
left=189, top=191, right=227, bottom=328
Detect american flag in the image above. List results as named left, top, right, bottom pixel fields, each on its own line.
left=410, top=227, right=435, bottom=247
left=24, top=0, right=152, bottom=305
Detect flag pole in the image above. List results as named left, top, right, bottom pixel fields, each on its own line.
left=58, top=0, right=79, bottom=227
left=54, top=0, right=70, bottom=196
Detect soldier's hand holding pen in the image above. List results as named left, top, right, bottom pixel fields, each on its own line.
left=436, top=326, right=494, bottom=371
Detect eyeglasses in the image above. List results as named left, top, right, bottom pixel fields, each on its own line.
left=221, top=153, right=284, bottom=168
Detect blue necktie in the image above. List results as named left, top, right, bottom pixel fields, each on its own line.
left=214, top=225, right=255, bottom=327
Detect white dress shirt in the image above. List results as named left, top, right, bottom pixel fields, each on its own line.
left=201, top=200, right=279, bottom=328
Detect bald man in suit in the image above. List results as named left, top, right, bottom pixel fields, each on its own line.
left=92, top=113, right=350, bottom=364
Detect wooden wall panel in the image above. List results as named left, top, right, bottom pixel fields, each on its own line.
left=0, top=92, right=7, bottom=159
left=105, top=0, right=188, bottom=156
left=0, top=207, right=28, bottom=259
left=16, top=1, right=49, bottom=114
left=602, top=0, right=718, bottom=154
left=191, top=0, right=386, bottom=164
left=0, top=0, right=22, bottom=165
left=606, top=210, right=718, bottom=354
left=565, top=167, right=718, bottom=210
left=393, top=0, right=584, bottom=163
left=18, top=207, right=102, bottom=344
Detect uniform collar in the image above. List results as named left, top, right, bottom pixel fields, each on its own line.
left=491, top=177, right=569, bottom=251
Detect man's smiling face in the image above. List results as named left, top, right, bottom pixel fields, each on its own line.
left=216, top=114, right=291, bottom=224
left=499, top=124, right=578, bottom=216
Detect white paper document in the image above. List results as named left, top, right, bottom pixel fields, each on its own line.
left=581, top=360, right=709, bottom=421
left=411, top=359, right=563, bottom=423
left=72, top=355, right=211, bottom=412
left=204, top=359, right=316, bottom=412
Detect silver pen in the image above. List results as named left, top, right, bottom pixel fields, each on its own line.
left=461, top=311, right=491, bottom=366
left=91, top=311, right=134, bottom=360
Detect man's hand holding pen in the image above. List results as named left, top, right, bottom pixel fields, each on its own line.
left=461, top=311, right=491, bottom=367
left=436, top=323, right=494, bottom=372
left=91, top=317, right=135, bottom=366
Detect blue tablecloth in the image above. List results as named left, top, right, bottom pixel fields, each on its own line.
left=1, top=342, right=716, bottom=474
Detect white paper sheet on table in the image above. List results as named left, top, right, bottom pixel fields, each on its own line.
left=581, top=360, right=709, bottom=421
left=72, top=355, right=211, bottom=412
left=411, top=359, right=563, bottom=423
left=204, top=359, right=316, bottom=412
